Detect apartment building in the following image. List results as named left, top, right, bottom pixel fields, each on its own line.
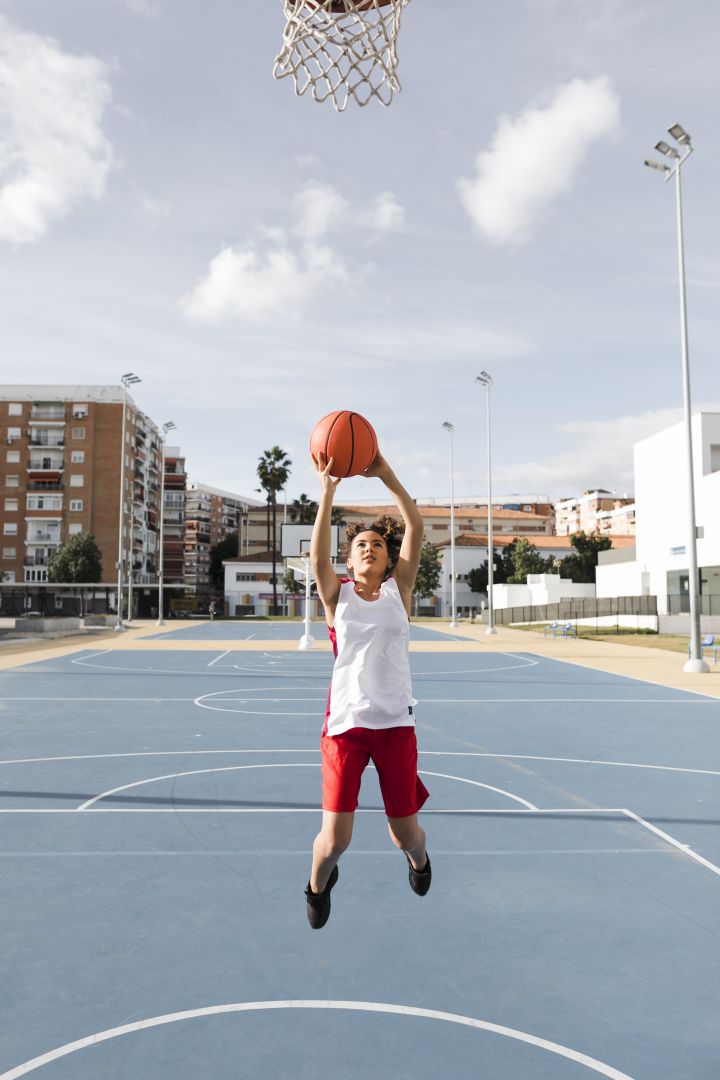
left=336, top=503, right=554, bottom=546
left=554, top=490, right=636, bottom=536
left=184, top=483, right=263, bottom=597
left=1, top=386, right=160, bottom=588
left=162, top=446, right=186, bottom=587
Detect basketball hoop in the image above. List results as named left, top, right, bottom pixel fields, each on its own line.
left=274, top=0, right=411, bottom=112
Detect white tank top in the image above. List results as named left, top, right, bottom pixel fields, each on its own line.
left=325, top=577, right=414, bottom=737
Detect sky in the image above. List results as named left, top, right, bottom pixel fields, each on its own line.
left=1, top=0, right=719, bottom=506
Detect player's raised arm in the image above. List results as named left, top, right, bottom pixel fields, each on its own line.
left=310, top=453, right=342, bottom=622
left=364, top=452, right=423, bottom=609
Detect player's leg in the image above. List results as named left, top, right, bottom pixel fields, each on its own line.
left=309, top=810, right=354, bottom=893
left=386, top=813, right=427, bottom=870
left=372, top=727, right=431, bottom=893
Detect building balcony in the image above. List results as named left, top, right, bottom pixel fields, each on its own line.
left=27, top=465, right=64, bottom=475
left=24, top=551, right=57, bottom=567
left=27, top=533, right=61, bottom=545
left=30, top=409, right=66, bottom=421
left=29, top=437, right=64, bottom=448
left=28, top=481, right=63, bottom=492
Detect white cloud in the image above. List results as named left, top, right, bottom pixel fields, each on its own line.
left=0, top=16, right=113, bottom=244
left=457, top=76, right=620, bottom=244
left=183, top=181, right=356, bottom=323
left=293, top=180, right=347, bottom=242
left=492, top=405, right=720, bottom=498
left=370, top=191, right=405, bottom=232
left=182, top=242, right=348, bottom=323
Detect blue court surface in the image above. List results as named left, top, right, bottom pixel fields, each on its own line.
left=1, top=642, right=719, bottom=1078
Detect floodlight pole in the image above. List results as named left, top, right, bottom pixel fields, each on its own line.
left=645, top=125, right=707, bottom=673
left=156, top=421, right=176, bottom=626
left=298, top=553, right=315, bottom=651
left=115, top=373, right=141, bottom=631
left=476, top=373, right=497, bottom=634
left=442, top=422, right=458, bottom=627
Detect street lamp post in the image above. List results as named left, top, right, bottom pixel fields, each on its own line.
left=645, top=124, right=708, bottom=673
left=115, top=373, right=141, bottom=631
left=156, top=421, right=176, bottom=626
left=475, top=373, right=497, bottom=635
left=442, top=422, right=459, bottom=627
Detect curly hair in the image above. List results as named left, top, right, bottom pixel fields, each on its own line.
left=344, top=514, right=405, bottom=577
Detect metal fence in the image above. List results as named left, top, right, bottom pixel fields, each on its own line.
left=494, top=595, right=658, bottom=625
left=667, top=595, right=720, bottom=616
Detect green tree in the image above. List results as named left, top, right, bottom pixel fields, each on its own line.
left=288, top=493, right=318, bottom=524
left=47, top=533, right=103, bottom=616
left=331, top=506, right=346, bottom=527
left=209, top=532, right=239, bottom=592
left=48, top=533, right=102, bottom=582
left=257, top=446, right=292, bottom=613
left=283, top=568, right=303, bottom=595
left=413, top=539, right=442, bottom=614
left=505, top=538, right=555, bottom=583
left=559, top=531, right=612, bottom=583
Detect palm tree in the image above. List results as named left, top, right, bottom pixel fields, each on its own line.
left=288, top=493, right=319, bottom=524
left=257, top=446, right=292, bottom=613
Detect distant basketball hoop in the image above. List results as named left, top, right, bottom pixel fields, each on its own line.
left=274, top=0, right=412, bottom=112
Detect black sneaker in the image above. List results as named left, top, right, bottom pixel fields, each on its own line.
left=305, top=864, right=339, bottom=929
left=404, top=851, right=431, bottom=896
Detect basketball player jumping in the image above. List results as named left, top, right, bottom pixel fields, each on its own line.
left=305, top=450, right=431, bottom=929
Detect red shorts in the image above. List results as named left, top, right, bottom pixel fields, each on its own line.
left=321, top=726, right=429, bottom=818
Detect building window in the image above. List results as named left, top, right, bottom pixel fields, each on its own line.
left=6, top=451, right=20, bottom=463
left=5, top=475, right=19, bottom=488
left=70, top=474, right=84, bottom=488
left=8, top=403, right=22, bottom=416
left=69, top=499, right=83, bottom=512
left=71, top=450, right=85, bottom=464
left=27, top=495, right=63, bottom=510
left=3, top=522, right=17, bottom=535
left=7, top=427, right=21, bottom=440
left=71, top=427, right=85, bottom=440
left=73, top=404, right=88, bottom=418
left=68, top=523, right=83, bottom=535
left=710, top=445, right=720, bottom=474
left=4, top=498, right=18, bottom=511
left=2, top=547, right=16, bottom=559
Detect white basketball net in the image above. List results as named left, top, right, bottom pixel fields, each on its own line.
left=274, top=0, right=411, bottom=112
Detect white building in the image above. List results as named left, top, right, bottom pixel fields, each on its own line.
left=555, top=490, right=635, bottom=536
left=596, top=412, right=720, bottom=631
left=433, top=534, right=616, bottom=617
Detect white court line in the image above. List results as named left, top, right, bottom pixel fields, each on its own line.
left=621, top=810, right=720, bottom=879
left=0, top=999, right=635, bottom=1080
left=0, top=698, right=194, bottom=702
left=76, top=764, right=536, bottom=812
left=0, top=749, right=718, bottom=778
left=0, top=849, right=675, bottom=857
left=207, top=650, right=230, bottom=667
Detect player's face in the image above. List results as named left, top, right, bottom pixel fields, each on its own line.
left=348, top=531, right=391, bottom=577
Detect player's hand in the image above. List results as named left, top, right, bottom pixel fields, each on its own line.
left=363, top=450, right=392, bottom=482
left=316, top=452, right=342, bottom=494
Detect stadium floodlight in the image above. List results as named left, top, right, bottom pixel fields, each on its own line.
left=668, top=123, right=691, bottom=145
left=655, top=140, right=680, bottom=159
left=116, top=373, right=142, bottom=631
left=644, top=125, right=707, bottom=673
left=441, top=422, right=459, bottom=628
left=156, top=421, right=177, bottom=626
left=644, top=159, right=670, bottom=173
left=474, top=374, right=497, bottom=635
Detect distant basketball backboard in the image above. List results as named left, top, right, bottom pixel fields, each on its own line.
left=281, top=523, right=339, bottom=557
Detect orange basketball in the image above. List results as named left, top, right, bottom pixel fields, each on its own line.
left=310, top=410, right=378, bottom=478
